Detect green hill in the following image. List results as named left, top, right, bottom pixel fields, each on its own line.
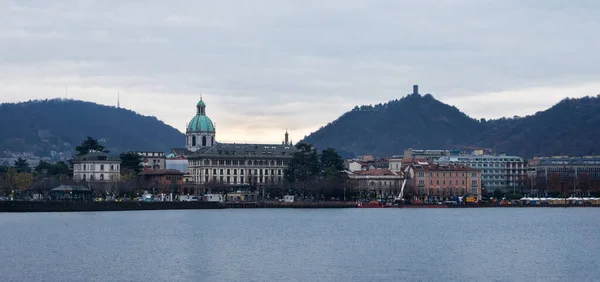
left=0, top=99, right=184, bottom=158
left=302, top=93, right=600, bottom=159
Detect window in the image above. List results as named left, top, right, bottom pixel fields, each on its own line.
left=241, top=169, right=245, bottom=175
left=192, top=136, right=196, bottom=146
left=227, top=169, right=230, bottom=175
left=234, top=169, right=237, bottom=175
left=83, top=174, right=86, bottom=180
left=83, top=164, right=86, bottom=170
left=212, top=169, right=216, bottom=175
left=278, top=169, right=282, bottom=175
left=219, top=176, right=224, bottom=183
left=100, top=174, right=104, bottom=180
left=220, top=169, right=223, bottom=175
left=110, top=165, right=114, bottom=170
left=100, top=164, right=104, bottom=171
left=202, top=136, right=207, bottom=146
left=241, top=176, right=244, bottom=183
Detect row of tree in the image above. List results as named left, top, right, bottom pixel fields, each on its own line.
left=282, top=143, right=353, bottom=200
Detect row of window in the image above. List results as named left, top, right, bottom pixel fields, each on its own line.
left=543, top=167, right=600, bottom=172
left=417, top=172, right=478, bottom=177
left=196, top=168, right=283, bottom=176
left=482, top=170, right=524, bottom=174
left=418, top=179, right=478, bottom=186
left=417, top=187, right=479, bottom=194
left=79, top=164, right=118, bottom=171
left=191, top=159, right=288, bottom=167
left=190, top=135, right=213, bottom=147
left=81, top=173, right=111, bottom=181
left=203, top=175, right=282, bottom=184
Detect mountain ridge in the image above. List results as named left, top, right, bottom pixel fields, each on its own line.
left=0, top=98, right=184, bottom=158
left=302, top=93, right=600, bottom=159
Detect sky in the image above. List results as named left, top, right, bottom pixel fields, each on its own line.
left=1, top=0, right=599, bottom=144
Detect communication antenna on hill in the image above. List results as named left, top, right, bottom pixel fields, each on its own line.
left=65, top=85, right=68, bottom=99
left=117, top=92, right=120, bottom=108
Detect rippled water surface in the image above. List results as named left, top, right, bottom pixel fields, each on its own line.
left=1, top=208, right=599, bottom=282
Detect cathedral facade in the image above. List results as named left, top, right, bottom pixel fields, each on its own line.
left=184, top=98, right=295, bottom=186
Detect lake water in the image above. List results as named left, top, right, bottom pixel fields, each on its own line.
left=1, top=208, right=598, bottom=282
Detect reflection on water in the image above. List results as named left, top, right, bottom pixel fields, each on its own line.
left=1, top=208, right=598, bottom=282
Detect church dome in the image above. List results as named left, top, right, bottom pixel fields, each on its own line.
left=187, top=115, right=215, bottom=132
left=187, top=98, right=215, bottom=133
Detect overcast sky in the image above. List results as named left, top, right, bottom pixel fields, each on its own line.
left=1, top=0, right=599, bottom=144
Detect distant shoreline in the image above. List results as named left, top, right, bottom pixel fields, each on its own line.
left=1, top=201, right=600, bottom=213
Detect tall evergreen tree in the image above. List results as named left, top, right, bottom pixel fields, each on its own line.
left=75, top=136, right=106, bottom=156
left=14, top=158, right=31, bottom=173
left=119, top=152, right=143, bottom=175
left=284, top=143, right=320, bottom=188
left=320, top=148, right=345, bottom=179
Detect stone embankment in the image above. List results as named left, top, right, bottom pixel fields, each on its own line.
left=1, top=201, right=599, bottom=212
left=0, top=201, right=222, bottom=213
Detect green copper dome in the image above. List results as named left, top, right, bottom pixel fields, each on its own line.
left=187, top=98, right=215, bottom=133
left=187, top=115, right=215, bottom=132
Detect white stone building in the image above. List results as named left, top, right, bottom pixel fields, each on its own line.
left=347, top=169, right=403, bottom=198
left=182, top=98, right=296, bottom=186
left=437, top=154, right=527, bottom=193
left=72, top=151, right=121, bottom=182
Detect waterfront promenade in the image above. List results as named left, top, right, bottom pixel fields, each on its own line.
left=1, top=200, right=599, bottom=212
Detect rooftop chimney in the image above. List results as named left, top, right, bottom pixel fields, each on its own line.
left=413, top=85, right=419, bottom=95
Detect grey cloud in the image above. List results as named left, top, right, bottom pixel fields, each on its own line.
left=1, top=0, right=599, bottom=141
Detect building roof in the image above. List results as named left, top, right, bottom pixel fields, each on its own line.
left=438, top=155, right=524, bottom=162
left=51, top=185, right=91, bottom=192
left=412, top=163, right=480, bottom=172
left=73, top=151, right=120, bottom=162
left=170, top=148, right=191, bottom=158
left=536, top=156, right=600, bottom=166
left=189, top=142, right=296, bottom=158
left=139, top=169, right=184, bottom=176
left=351, top=169, right=398, bottom=176
left=187, top=114, right=215, bottom=133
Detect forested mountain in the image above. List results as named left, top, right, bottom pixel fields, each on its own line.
left=302, top=93, right=600, bottom=159
left=0, top=99, right=184, bottom=157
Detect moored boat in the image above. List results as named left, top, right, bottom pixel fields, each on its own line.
left=357, top=200, right=384, bottom=208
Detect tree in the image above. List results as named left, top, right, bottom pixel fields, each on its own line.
left=75, top=136, right=106, bottom=156
left=35, top=161, right=70, bottom=176
left=14, top=158, right=31, bottom=173
left=15, top=173, right=33, bottom=190
left=119, top=152, right=143, bottom=175
left=548, top=173, right=562, bottom=192
left=493, top=189, right=503, bottom=199
left=2, top=167, right=17, bottom=195
left=578, top=173, right=591, bottom=195
left=283, top=143, right=320, bottom=189
left=320, top=148, right=345, bottom=179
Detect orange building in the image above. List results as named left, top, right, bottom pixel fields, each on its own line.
left=409, top=163, right=482, bottom=200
